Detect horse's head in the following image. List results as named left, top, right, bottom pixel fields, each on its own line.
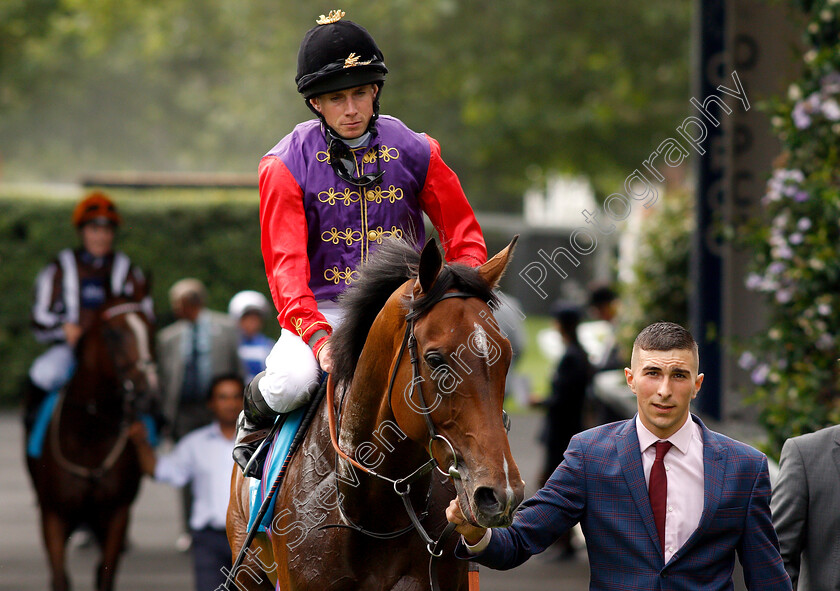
left=85, top=300, right=159, bottom=406
left=389, top=238, right=525, bottom=528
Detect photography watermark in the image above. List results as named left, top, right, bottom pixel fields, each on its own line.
left=518, top=70, right=750, bottom=299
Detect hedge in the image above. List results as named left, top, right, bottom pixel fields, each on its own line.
left=0, top=190, right=279, bottom=408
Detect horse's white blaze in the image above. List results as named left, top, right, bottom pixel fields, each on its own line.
left=503, top=455, right=514, bottom=512
left=125, top=312, right=157, bottom=389
left=472, top=323, right=490, bottom=361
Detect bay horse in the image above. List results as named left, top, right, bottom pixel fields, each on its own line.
left=26, top=299, right=158, bottom=591
left=227, top=237, right=525, bottom=590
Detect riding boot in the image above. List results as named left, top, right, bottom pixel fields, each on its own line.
left=22, top=377, right=49, bottom=433
left=232, top=372, right=280, bottom=479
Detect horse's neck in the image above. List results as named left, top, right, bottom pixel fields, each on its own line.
left=336, top=350, right=430, bottom=518
left=69, top=334, right=116, bottom=400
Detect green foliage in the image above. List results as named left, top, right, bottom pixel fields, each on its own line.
left=617, top=189, right=693, bottom=357
left=0, top=1, right=691, bottom=212
left=738, top=0, right=840, bottom=459
left=0, top=191, right=278, bottom=407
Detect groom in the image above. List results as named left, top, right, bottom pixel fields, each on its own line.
left=447, top=321, right=790, bottom=590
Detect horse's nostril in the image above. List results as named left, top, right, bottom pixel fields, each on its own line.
left=473, top=486, right=504, bottom=514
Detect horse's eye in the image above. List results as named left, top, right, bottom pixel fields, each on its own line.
left=424, top=352, right=446, bottom=369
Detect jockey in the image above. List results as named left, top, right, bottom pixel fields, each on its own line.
left=233, top=9, right=487, bottom=476
left=228, top=290, right=274, bottom=384
left=24, top=192, right=153, bottom=430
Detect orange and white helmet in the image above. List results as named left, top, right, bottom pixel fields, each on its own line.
left=72, top=192, right=122, bottom=228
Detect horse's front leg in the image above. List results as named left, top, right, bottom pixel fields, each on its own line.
left=40, top=510, right=70, bottom=591
left=94, top=504, right=130, bottom=591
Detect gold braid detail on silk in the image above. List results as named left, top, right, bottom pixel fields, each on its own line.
left=321, top=227, right=362, bottom=245
left=363, top=185, right=404, bottom=204
left=324, top=266, right=360, bottom=285
left=318, top=187, right=361, bottom=206
left=365, top=226, right=403, bottom=244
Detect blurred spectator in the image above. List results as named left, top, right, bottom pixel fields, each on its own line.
left=534, top=302, right=592, bottom=558
left=228, top=290, right=275, bottom=384
left=157, top=278, right=242, bottom=550
left=579, top=283, right=624, bottom=372
left=131, top=374, right=244, bottom=591
left=771, top=424, right=840, bottom=590
left=25, top=192, right=153, bottom=431
left=490, top=290, right=531, bottom=407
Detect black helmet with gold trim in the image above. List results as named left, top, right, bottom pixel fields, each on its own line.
left=295, top=10, right=388, bottom=100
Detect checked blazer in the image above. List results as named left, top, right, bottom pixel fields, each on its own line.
left=461, top=414, right=791, bottom=591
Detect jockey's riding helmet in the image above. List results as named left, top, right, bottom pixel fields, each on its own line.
left=72, top=192, right=122, bottom=228
left=296, top=10, right=388, bottom=102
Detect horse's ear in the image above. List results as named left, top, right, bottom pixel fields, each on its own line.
left=478, top=235, right=519, bottom=288
left=417, top=238, right=443, bottom=293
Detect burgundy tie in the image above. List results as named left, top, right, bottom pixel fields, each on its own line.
left=648, top=440, right=673, bottom=557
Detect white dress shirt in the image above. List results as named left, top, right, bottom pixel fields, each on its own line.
left=155, top=421, right=234, bottom=531
left=636, top=414, right=705, bottom=563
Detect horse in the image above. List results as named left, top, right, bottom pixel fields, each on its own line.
left=227, top=237, right=525, bottom=591
left=26, top=299, right=158, bottom=591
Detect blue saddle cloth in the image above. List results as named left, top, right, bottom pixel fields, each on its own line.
left=246, top=406, right=307, bottom=533
left=26, top=392, right=159, bottom=458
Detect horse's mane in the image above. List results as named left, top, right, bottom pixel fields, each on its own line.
left=330, top=239, right=497, bottom=386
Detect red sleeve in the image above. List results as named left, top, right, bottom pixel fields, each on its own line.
left=418, top=135, right=487, bottom=267
left=259, top=156, right=332, bottom=344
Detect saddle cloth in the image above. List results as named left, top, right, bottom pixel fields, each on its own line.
left=246, top=405, right=307, bottom=533
left=26, top=391, right=159, bottom=458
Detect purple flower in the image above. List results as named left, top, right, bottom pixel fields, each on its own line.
left=816, top=334, right=835, bottom=351
left=789, top=232, right=804, bottom=245
left=738, top=351, right=757, bottom=370
left=797, top=217, right=812, bottom=231
left=745, top=273, right=763, bottom=290
left=751, top=364, right=770, bottom=385
left=794, top=190, right=810, bottom=202
left=776, top=288, right=794, bottom=304
left=767, top=261, right=786, bottom=275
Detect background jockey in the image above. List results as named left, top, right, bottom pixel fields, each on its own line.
left=233, top=10, right=487, bottom=476
left=227, top=290, right=274, bottom=385
left=24, top=192, right=154, bottom=431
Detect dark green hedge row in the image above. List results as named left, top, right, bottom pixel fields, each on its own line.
left=0, top=193, right=279, bottom=408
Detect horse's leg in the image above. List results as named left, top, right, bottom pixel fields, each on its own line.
left=226, top=467, right=276, bottom=590
left=94, top=504, right=130, bottom=591
left=40, top=510, right=71, bottom=591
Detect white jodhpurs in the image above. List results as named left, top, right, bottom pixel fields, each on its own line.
left=29, top=344, right=76, bottom=391
left=258, top=330, right=322, bottom=414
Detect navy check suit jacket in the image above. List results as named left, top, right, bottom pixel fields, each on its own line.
left=460, top=415, right=791, bottom=591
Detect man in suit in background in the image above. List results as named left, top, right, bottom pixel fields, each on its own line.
left=447, top=321, right=790, bottom=591
left=158, top=278, right=242, bottom=440
left=157, top=278, right=242, bottom=551
left=771, top=424, right=840, bottom=591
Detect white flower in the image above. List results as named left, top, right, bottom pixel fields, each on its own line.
left=810, top=258, right=826, bottom=271
left=797, top=217, right=812, bottom=231
left=822, top=98, right=840, bottom=120
left=830, top=0, right=840, bottom=6
left=808, top=22, right=820, bottom=34
left=788, top=84, right=803, bottom=101
left=818, top=302, right=832, bottom=316
left=789, top=232, right=804, bottom=245
left=820, top=8, right=834, bottom=21
left=771, top=115, right=785, bottom=127
left=805, top=49, right=818, bottom=63
left=769, top=328, right=782, bottom=340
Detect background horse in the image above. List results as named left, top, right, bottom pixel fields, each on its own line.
left=228, top=238, right=525, bottom=590
left=26, top=299, right=158, bottom=591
